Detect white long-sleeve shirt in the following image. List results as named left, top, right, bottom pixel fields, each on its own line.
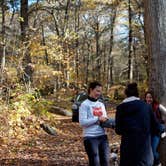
left=79, top=99, right=107, bottom=137
left=160, top=104, right=166, bottom=122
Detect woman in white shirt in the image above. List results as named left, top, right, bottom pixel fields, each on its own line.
left=79, top=81, right=110, bottom=166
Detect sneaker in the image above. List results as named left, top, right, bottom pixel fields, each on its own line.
left=110, top=152, right=118, bottom=162
left=153, top=161, right=162, bottom=166
left=161, top=132, right=166, bottom=138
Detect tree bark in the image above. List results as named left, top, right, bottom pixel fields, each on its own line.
left=144, top=0, right=166, bottom=164
left=20, top=0, right=32, bottom=67
left=63, top=0, right=70, bottom=35
left=0, top=0, right=6, bottom=83
left=74, top=0, right=80, bottom=88
left=85, top=42, right=90, bottom=85
left=95, top=20, right=101, bottom=81
left=20, top=0, right=29, bottom=40
left=144, top=0, right=166, bottom=104
left=41, top=24, right=49, bottom=65
left=128, top=0, right=133, bottom=81
left=107, top=7, right=117, bottom=90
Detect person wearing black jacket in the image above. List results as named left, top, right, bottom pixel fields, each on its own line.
left=115, top=83, right=161, bottom=166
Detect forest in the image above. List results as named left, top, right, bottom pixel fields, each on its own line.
left=0, top=0, right=166, bottom=165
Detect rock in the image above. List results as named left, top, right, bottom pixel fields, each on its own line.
left=48, top=106, right=72, bottom=116
left=40, top=123, right=56, bottom=136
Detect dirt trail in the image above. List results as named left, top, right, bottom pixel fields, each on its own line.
left=0, top=112, right=120, bottom=166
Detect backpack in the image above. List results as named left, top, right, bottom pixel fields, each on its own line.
left=72, top=92, right=88, bottom=122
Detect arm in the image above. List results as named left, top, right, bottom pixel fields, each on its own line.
left=115, top=106, right=123, bottom=135
left=159, top=104, right=166, bottom=123
left=79, top=103, right=98, bottom=127
left=159, top=104, right=166, bottom=115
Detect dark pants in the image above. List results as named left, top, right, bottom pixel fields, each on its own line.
left=84, top=135, right=110, bottom=166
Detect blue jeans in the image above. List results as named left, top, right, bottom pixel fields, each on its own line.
left=151, top=135, right=160, bottom=164
left=152, top=124, right=165, bottom=164
left=84, top=135, right=110, bottom=166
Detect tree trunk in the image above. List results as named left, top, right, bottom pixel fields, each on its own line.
left=95, top=21, right=100, bottom=81
left=144, top=0, right=166, bottom=165
left=20, top=0, right=31, bottom=66
left=32, top=0, right=40, bottom=28
left=20, top=0, right=29, bottom=40
left=107, top=8, right=117, bottom=90
left=85, top=42, right=90, bottom=85
left=0, top=0, right=6, bottom=83
left=74, top=0, right=80, bottom=88
left=128, top=0, right=133, bottom=81
left=41, top=24, right=49, bottom=65
left=144, top=0, right=166, bottom=104
left=63, top=0, right=70, bottom=35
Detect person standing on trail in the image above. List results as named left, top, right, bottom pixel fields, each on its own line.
left=115, top=83, right=161, bottom=166
left=79, top=81, right=110, bottom=166
left=145, top=91, right=166, bottom=166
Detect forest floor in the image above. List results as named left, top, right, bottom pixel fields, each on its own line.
left=0, top=103, right=120, bottom=166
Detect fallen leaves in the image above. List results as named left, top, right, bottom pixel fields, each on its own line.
left=0, top=96, right=120, bottom=165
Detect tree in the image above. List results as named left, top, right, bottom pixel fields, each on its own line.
left=0, top=0, right=7, bottom=83
left=127, top=0, right=133, bottom=81
left=106, top=5, right=118, bottom=89
left=74, top=0, right=81, bottom=88
left=20, top=0, right=28, bottom=39
left=20, top=0, right=32, bottom=66
left=144, top=0, right=166, bottom=165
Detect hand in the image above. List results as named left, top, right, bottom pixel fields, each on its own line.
left=99, top=117, right=108, bottom=122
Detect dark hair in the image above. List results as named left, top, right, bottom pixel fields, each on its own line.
left=144, top=90, right=159, bottom=106
left=88, top=81, right=102, bottom=94
left=145, top=91, right=154, bottom=100
left=125, top=82, right=139, bottom=97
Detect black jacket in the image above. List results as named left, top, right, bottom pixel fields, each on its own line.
left=115, top=99, right=160, bottom=166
